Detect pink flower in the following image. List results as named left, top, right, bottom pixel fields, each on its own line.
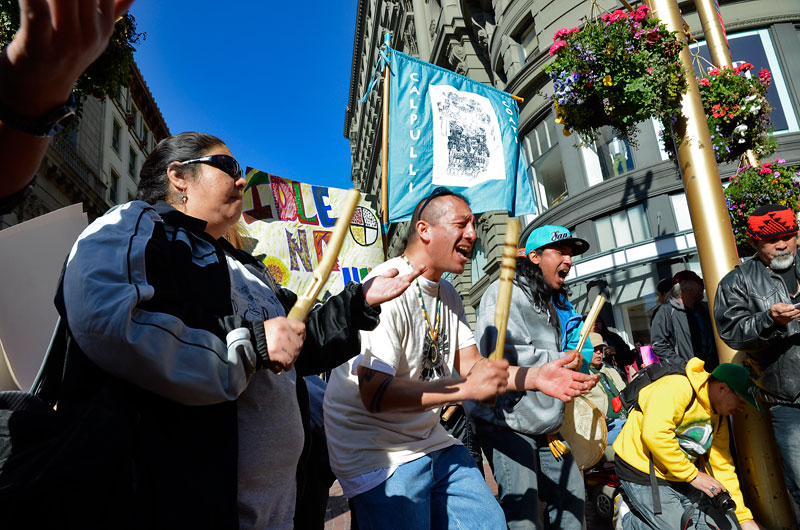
left=699, top=78, right=709, bottom=87
left=760, top=167, right=773, bottom=175
left=777, top=158, right=786, bottom=164
left=553, top=28, right=569, bottom=41
left=709, top=67, right=721, bottom=76
left=549, top=40, right=567, bottom=55
left=734, top=62, right=753, bottom=73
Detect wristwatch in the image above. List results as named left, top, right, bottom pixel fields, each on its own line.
left=0, top=92, right=76, bottom=137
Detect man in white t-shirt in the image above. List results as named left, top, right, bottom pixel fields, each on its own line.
left=323, top=188, right=597, bottom=529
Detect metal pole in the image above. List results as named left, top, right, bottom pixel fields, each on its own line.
left=646, top=0, right=797, bottom=526
left=380, top=33, right=391, bottom=258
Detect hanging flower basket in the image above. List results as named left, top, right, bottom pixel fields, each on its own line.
left=662, top=63, right=775, bottom=163
left=724, top=159, right=800, bottom=252
left=543, top=4, right=687, bottom=147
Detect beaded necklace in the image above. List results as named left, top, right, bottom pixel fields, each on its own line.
left=403, top=255, right=442, bottom=360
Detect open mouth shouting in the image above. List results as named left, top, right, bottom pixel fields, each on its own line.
left=455, top=244, right=472, bottom=262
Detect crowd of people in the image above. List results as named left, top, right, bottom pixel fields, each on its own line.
left=0, top=1, right=798, bottom=530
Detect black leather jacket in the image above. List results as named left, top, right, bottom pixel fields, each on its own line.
left=714, top=252, right=800, bottom=405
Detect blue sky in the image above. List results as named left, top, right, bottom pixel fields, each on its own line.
left=130, top=2, right=359, bottom=191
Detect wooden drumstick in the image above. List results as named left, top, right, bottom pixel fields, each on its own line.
left=442, top=218, right=519, bottom=422
left=575, top=294, right=606, bottom=353
left=489, top=218, right=520, bottom=361
left=287, top=189, right=361, bottom=322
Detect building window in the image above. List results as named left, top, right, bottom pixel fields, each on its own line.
left=604, top=136, right=635, bottom=178
left=525, top=116, right=568, bottom=210
left=109, top=168, right=120, bottom=203
left=112, top=120, right=121, bottom=153
left=129, top=107, right=139, bottom=131
left=141, top=124, right=149, bottom=148
left=690, top=29, right=798, bottom=133
left=515, top=20, right=538, bottom=64
left=594, top=204, right=652, bottom=252
left=128, top=146, right=137, bottom=177
left=670, top=193, right=693, bottom=232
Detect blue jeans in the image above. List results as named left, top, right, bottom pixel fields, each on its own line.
left=771, top=405, right=800, bottom=507
left=350, top=445, right=505, bottom=530
left=478, top=428, right=585, bottom=530
left=620, top=479, right=734, bottom=530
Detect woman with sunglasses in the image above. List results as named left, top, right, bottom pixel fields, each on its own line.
left=53, top=132, right=421, bottom=529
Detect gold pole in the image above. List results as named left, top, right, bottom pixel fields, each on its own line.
left=693, top=0, right=761, bottom=167
left=647, top=0, right=796, bottom=526
left=380, top=34, right=391, bottom=259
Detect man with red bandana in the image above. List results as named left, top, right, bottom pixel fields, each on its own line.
left=324, top=191, right=596, bottom=529
left=714, top=203, right=800, bottom=509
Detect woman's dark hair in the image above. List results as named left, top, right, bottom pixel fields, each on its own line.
left=136, top=132, right=226, bottom=204
left=514, top=256, right=571, bottom=331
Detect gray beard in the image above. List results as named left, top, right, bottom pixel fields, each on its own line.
left=770, top=252, right=795, bottom=271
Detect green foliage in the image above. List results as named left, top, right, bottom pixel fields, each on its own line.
left=543, top=4, right=687, bottom=147
left=0, top=3, right=144, bottom=109
left=724, top=160, right=800, bottom=251
left=662, top=64, right=775, bottom=164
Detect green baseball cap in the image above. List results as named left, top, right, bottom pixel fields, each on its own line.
left=710, top=363, right=762, bottom=411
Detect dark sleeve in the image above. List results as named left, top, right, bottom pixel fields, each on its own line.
left=714, top=271, right=776, bottom=351
left=276, top=282, right=381, bottom=376
left=60, top=205, right=268, bottom=405
left=650, top=305, right=677, bottom=362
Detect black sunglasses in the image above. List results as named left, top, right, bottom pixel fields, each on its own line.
left=416, top=186, right=456, bottom=219
left=179, top=154, right=243, bottom=180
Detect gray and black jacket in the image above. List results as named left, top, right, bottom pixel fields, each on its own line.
left=714, top=252, right=800, bottom=406
left=54, top=200, right=380, bottom=529
left=651, top=297, right=717, bottom=368
left=464, top=280, right=564, bottom=435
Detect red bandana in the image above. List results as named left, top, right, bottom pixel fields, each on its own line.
left=747, top=208, right=798, bottom=240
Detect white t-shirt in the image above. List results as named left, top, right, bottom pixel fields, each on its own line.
left=323, top=256, right=476, bottom=494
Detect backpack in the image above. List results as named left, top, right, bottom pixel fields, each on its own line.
left=612, top=360, right=697, bottom=516
left=613, top=361, right=691, bottom=415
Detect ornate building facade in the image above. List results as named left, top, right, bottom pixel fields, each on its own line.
left=346, top=0, right=800, bottom=343
left=0, top=61, right=169, bottom=230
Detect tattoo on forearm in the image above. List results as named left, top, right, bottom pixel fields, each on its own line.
left=358, top=368, right=376, bottom=389
left=368, top=375, right=394, bottom=413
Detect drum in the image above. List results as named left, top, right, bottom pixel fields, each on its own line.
left=559, top=396, right=608, bottom=471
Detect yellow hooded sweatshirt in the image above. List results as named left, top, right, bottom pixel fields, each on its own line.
left=612, top=358, right=753, bottom=523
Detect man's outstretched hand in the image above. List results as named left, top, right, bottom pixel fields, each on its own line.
left=362, top=264, right=426, bottom=307
left=532, top=352, right=599, bottom=402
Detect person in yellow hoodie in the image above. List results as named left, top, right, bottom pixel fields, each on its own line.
left=612, top=358, right=765, bottom=529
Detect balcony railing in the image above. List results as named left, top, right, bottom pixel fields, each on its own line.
left=51, top=136, right=107, bottom=199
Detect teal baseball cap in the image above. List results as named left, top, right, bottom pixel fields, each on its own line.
left=524, top=225, right=590, bottom=257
